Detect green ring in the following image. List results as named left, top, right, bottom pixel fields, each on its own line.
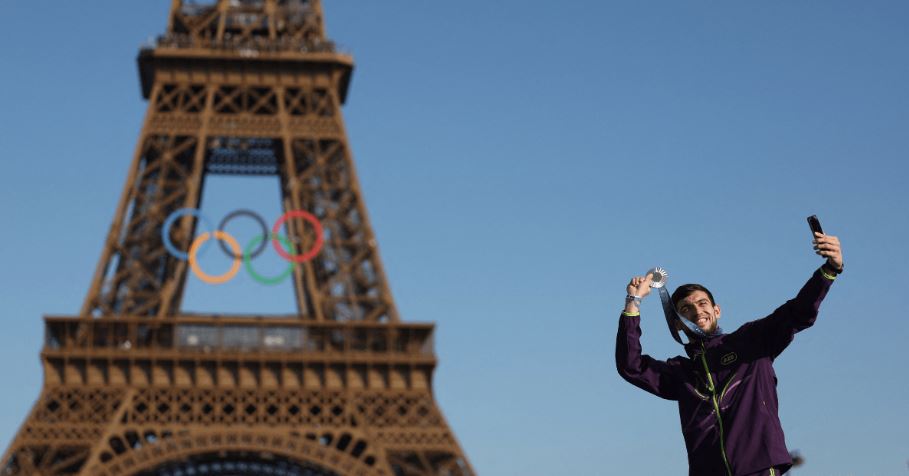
left=244, top=233, right=295, bottom=285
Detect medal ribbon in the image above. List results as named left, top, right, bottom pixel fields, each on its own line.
left=658, top=285, right=707, bottom=344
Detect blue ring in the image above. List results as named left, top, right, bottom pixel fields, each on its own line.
left=162, top=208, right=215, bottom=260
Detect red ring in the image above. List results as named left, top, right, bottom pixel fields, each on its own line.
left=271, top=210, right=325, bottom=263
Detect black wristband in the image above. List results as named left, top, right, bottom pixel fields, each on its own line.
left=822, top=262, right=843, bottom=275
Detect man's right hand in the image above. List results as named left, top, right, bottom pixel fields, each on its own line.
left=624, top=274, right=653, bottom=313
left=627, top=274, right=653, bottom=298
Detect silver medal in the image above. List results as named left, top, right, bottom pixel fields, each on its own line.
left=647, top=267, right=668, bottom=289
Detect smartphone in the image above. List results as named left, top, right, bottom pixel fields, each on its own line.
left=807, top=215, right=824, bottom=235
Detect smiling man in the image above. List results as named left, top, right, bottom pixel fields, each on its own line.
left=615, top=232, right=843, bottom=476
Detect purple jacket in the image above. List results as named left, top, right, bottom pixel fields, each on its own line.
left=616, top=268, right=834, bottom=476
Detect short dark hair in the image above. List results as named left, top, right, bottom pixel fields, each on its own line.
left=671, top=284, right=716, bottom=308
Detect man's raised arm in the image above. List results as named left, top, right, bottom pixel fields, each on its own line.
left=615, top=274, right=681, bottom=401
left=737, top=231, right=844, bottom=358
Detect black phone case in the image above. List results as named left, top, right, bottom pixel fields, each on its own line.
left=807, top=215, right=823, bottom=235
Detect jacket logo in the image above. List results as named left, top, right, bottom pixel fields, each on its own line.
left=721, top=352, right=738, bottom=366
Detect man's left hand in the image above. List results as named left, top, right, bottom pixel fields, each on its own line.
left=813, top=232, right=844, bottom=271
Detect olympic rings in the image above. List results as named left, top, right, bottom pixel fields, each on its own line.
left=218, top=209, right=268, bottom=259
left=161, top=207, right=325, bottom=285
left=189, top=231, right=242, bottom=284
left=272, top=210, right=325, bottom=263
left=245, top=233, right=295, bottom=285
left=163, top=208, right=215, bottom=260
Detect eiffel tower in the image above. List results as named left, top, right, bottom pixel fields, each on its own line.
left=1, top=1, right=474, bottom=475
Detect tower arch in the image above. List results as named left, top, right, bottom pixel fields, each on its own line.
left=88, top=430, right=385, bottom=476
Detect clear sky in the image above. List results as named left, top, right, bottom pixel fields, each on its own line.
left=1, top=1, right=907, bottom=475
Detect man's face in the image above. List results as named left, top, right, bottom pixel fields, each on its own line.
left=676, top=291, right=721, bottom=334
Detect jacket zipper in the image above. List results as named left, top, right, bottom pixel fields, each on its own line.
left=700, top=341, right=733, bottom=476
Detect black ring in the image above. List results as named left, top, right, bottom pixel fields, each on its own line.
left=217, top=209, right=268, bottom=260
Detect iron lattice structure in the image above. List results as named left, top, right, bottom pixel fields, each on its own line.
left=1, top=1, right=474, bottom=475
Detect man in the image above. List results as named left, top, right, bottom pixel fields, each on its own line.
left=616, top=232, right=843, bottom=476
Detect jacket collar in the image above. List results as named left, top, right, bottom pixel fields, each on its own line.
left=683, top=327, right=724, bottom=357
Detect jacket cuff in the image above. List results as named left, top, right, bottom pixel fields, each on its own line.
left=819, top=266, right=838, bottom=281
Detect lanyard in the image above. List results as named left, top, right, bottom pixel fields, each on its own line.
left=648, top=267, right=708, bottom=345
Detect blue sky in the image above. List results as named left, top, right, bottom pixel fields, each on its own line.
left=1, top=1, right=907, bottom=475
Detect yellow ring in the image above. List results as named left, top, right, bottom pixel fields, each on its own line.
left=188, top=231, right=242, bottom=284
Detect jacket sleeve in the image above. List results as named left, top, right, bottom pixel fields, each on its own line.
left=616, top=313, right=681, bottom=401
left=736, top=267, right=836, bottom=359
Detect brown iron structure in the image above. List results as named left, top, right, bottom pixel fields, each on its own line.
left=1, top=1, right=474, bottom=475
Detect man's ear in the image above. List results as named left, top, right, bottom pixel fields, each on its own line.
left=714, top=303, right=721, bottom=320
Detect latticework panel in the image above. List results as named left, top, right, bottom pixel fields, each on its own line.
left=2, top=388, right=124, bottom=475
left=128, top=389, right=350, bottom=427
left=32, top=388, right=124, bottom=426
left=146, top=83, right=341, bottom=137
left=163, top=0, right=331, bottom=52
left=155, top=84, right=206, bottom=113
left=284, top=137, right=398, bottom=322
left=121, top=389, right=444, bottom=429
left=83, top=133, right=203, bottom=318
left=373, top=430, right=458, bottom=450
left=2, top=445, right=91, bottom=476
left=353, top=392, right=444, bottom=428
